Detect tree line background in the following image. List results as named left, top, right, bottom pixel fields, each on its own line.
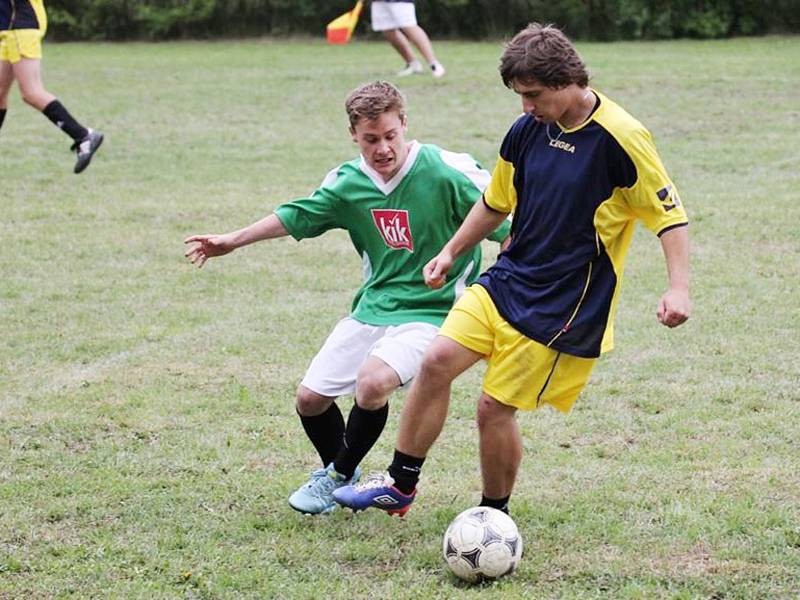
left=46, top=0, right=800, bottom=41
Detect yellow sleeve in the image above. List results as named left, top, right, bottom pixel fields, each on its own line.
left=622, top=127, right=688, bottom=235
left=483, top=156, right=517, bottom=214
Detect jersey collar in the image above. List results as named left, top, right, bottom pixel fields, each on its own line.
left=359, top=140, right=421, bottom=196
left=553, top=87, right=602, bottom=134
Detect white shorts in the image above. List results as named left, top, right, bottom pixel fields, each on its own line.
left=371, top=1, right=418, bottom=31
left=300, top=316, right=439, bottom=397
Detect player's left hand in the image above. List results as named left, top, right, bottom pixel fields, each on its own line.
left=657, top=288, right=691, bottom=328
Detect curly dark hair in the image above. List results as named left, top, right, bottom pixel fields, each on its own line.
left=500, top=23, right=589, bottom=89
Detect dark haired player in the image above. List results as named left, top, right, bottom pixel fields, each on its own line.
left=335, top=23, right=690, bottom=516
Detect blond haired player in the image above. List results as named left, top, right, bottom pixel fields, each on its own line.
left=185, top=81, right=509, bottom=515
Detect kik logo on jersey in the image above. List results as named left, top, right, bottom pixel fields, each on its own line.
left=372, top=209, right=414, bottom=252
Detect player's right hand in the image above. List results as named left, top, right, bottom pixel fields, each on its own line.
left=657, top=288, right=691, bottom=328
left=424, top=252, right=454, bottom=289
left=184, top=234, right=234, bottom=268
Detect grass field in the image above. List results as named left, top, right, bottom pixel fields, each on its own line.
left=1, top=35, right=799, bottom=598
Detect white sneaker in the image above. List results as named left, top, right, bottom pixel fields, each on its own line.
left=397, top=61, right=424, bottom=77
left=431, top=62, right=446, bottom=78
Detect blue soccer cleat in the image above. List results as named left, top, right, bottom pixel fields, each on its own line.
left=288, top=463, right=361, bottom=515
left=332, top=472, right=416, bottom=517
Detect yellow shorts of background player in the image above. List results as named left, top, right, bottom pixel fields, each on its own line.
left=439, top=284, right=597, bottom=412
left=0, top=29, right=45, bottom=63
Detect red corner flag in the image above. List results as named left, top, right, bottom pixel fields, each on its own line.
left=326, top=0, right=364, bottom=44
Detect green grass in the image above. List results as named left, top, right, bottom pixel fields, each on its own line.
left=1, top=36, right=799, bottom=598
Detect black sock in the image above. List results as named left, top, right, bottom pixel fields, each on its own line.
left=480, top=494, right=510, bottom=514
left=297, top=403, right=345, bottom=467
left=0, top=109, right=6, bottom=131
left=42, top=100, right=88, bottom=141
left=388, top=449, right=425, bottom=494
left=332, top=401, right=389, bottom=479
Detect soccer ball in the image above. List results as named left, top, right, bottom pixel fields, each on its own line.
left=442, top=506, right=523, bottom=583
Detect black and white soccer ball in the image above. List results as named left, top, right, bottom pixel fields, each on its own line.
left=442, top=506, right=523, bottom=583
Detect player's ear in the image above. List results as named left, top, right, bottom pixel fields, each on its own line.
left=400, top=113, right=408, bottom=131
left=349, top=126, right=357, bottom=142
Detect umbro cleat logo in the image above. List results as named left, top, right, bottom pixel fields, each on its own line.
left=372, top=495, right=400, bottom=506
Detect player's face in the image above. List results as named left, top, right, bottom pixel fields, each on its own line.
left=513, top=79, right=571, bottom=124
left=351, top=110, right=409, bottom=181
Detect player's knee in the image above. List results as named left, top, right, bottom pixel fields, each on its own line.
left=354, top=371, right=393, bottom=410
left=20, top=90, right=38, bottom=107
left=476, top=394, right=510, bottom=429
left=295, top=385, right=332, bottom=416
left=419, top=344, right=457, bottom=383
left=20, top=89, right=46, bottom=110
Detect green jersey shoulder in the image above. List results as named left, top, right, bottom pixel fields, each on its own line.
left=274, top=141, right=511, bottom=326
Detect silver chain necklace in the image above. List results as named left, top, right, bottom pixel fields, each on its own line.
left=545, top=90, right=595, bottom=144
left=546, top=123, right=565, bottom=144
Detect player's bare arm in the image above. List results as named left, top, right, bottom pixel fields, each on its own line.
left=657, top=225, right=691, bottom=328
left=424, top=200, right=509, bottom=289
left=184, top=213, right=289, bottom=268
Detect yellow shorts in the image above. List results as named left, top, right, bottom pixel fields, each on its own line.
left=0, top=29, right=45, bottom=64
left=440, top=284, right=597, bottom=412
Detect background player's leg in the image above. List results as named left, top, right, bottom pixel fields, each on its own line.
left=383, top=29, right=422, bottom=76
left=382, top=29, right=415, bottom=63
left=400, top=25, right=445, bottom=77
left=0, top=61, right=13, bottom=131
left=13, top=58, right=59, bottom=113
left=15, top=57, right=85, bottom=139
left=14, top=57, right=103, bottom=173
left=400, top=25, right=435, bottom=65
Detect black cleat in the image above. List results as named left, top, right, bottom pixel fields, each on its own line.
left=72, top=129, right=104, bottom=174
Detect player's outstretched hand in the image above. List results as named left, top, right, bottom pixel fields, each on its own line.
left=657, top=288, right=691, bottom=328
left=184, top=234, right=235, bottom=268
left=424, top=251, right=454, bottom=289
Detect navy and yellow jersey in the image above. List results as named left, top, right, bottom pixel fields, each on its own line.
left=0, top=0, right=46, bottom=31
left=480, top=89, right=688, bottom=359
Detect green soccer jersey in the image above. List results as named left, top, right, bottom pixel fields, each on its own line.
left=274, top=141, right=511, bottom=327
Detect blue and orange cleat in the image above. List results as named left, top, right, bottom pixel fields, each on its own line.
left=332, top=472, right=416, bottom=517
